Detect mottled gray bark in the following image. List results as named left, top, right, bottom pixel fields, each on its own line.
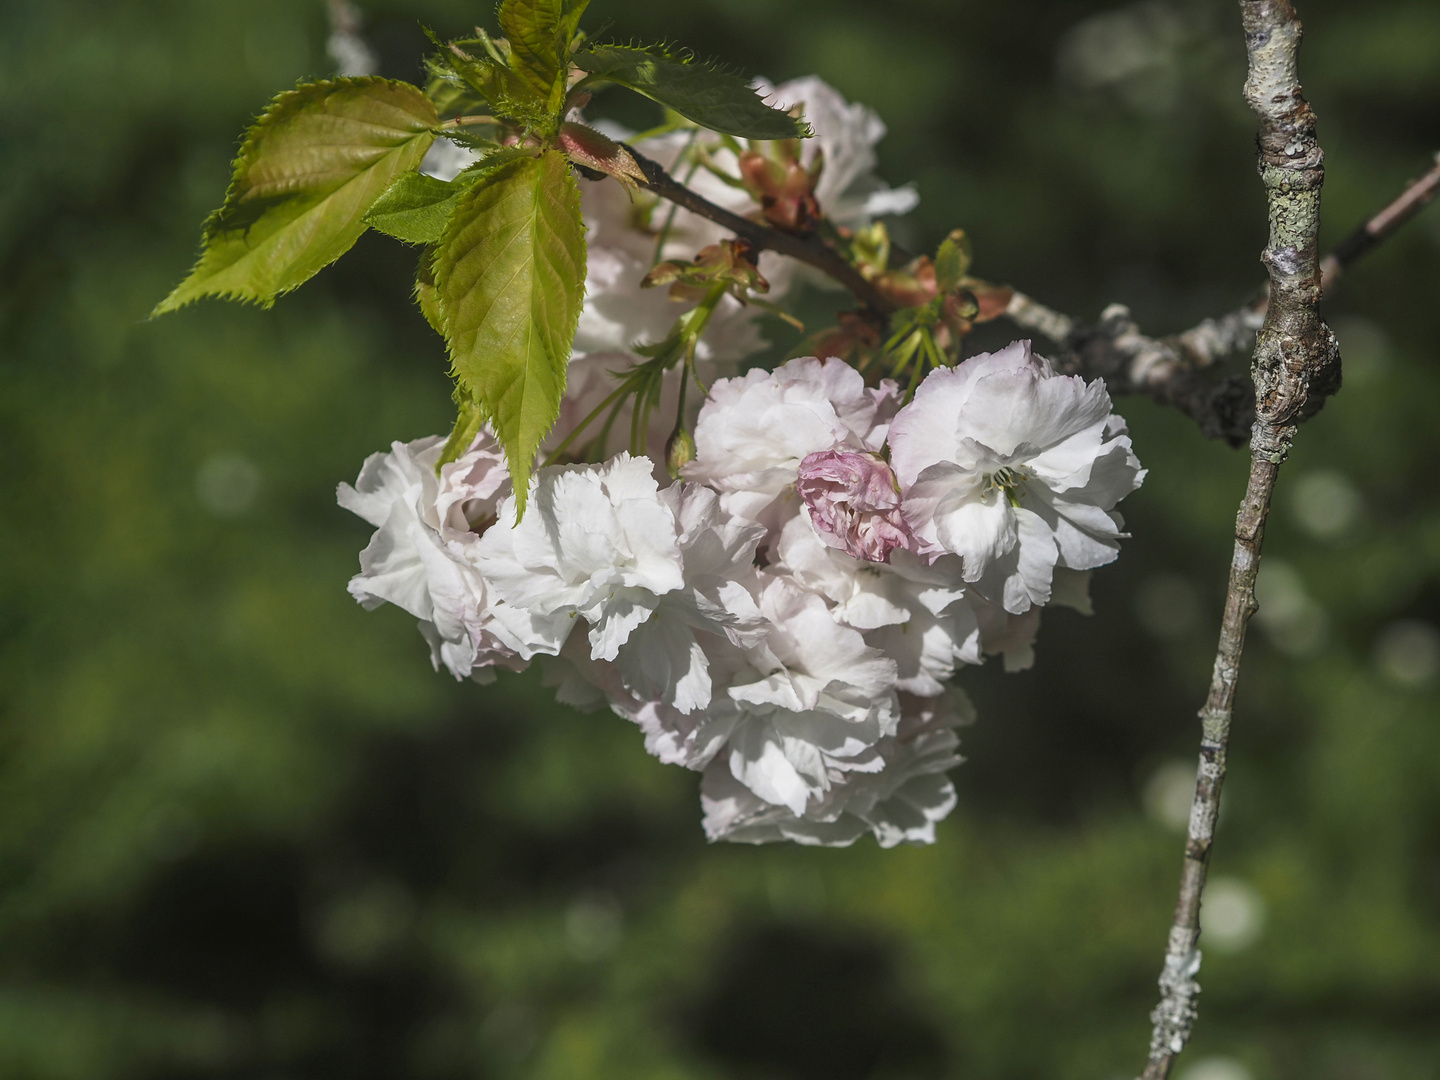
left=1135, top=4, right=1340, bottom=1078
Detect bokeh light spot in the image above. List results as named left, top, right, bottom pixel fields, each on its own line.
left=1200, top=877, right=1266, bottom=953
left=196, top=452, right=262, bottom=517
left=1374, top=619, right=1440, bottom=687
left=1142, top=758, right=1196, bottom=832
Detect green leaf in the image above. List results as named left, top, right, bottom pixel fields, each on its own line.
left=154, top=78, right=437, bottom=314
left=423, top=29, right=553, bottom=131
left=365, top=172, right=466, bottom=245
left=440, top=389, right=489, bottom=467
left=934, top=229, right=972, bottom=293
left=498, top=0, right=590, bottom=109
left=435, top=150, right=586, bottom=514
left=415, top=249, right=444, bottom=335
left=574, top=45, right=810, bottom=140
left=424, top=74, right=485, bottom=118
left=369, top=148, right=542, bottom=246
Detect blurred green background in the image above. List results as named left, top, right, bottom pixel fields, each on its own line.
left=3, top=0, right=1439, bottom=1077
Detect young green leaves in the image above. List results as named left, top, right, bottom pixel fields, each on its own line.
left=154, top=78, right=437, bottom=314
left=363, top=147, right=533, bottom=245
left=434, top=151, right=586, bottom=514
left=364, top=172, right=470, bottom=245
left=423, top=33, right=554, bottom=133
left=154, top=1, right=814, bottom=518
left=499, top=0, right=590, bottom=111
left=574, top=45, right=810, bottom=140
left=425, top=0, right=588, bottom=135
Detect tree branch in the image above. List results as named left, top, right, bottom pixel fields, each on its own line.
left=1135, top=4, right=1340, bottom=1078
left=624, top=144, right=899, bottom=317
left=1006, top=154, right=1436, bottom=442
left=1009, top=295, right=1266, bottom=442
left=626, top=126, right=1430, bottom=444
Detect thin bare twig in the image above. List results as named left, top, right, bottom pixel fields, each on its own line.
left=1321, top=152, right=1440, bottom=292
left=1135, top=4, right=1340, bottom=1078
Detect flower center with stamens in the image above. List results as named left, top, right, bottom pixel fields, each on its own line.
left=983, top=466, right=1029, bottom=507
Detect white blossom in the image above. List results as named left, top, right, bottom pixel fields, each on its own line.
left=774, top=510, right=982, bottom=696
left=701, top=690, right=969, bottom=847
left=612, top=482, right=767, bottom=714
left=693, top=577, right=901, bottom=815
left=337, top=433, right=544, bottom=682
left=551, top=630, right=742, bottom=770
left=477, top=454, right=687, bottom=662
left=516, top=482, right=765, bottom=718
left=590, top=572, right=902, bottom=816
left=348, top=77, right=1149, bottom=850
left=889, top=340, right=1146, bottom=614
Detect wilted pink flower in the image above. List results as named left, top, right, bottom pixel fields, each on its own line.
left=797, top=450, right=914, bottom=563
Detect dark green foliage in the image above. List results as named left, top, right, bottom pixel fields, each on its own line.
left=575, top=43, right=812, bottom=139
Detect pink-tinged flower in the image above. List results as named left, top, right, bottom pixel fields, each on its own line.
left=684, top=356, right=897, bottom=535
left=797, top=450, right=915, bottom=563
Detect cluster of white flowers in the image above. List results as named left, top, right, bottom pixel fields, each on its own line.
left=341, top=344, right=1144, bottom=846
left=345, top=80, right=1144, bottom=847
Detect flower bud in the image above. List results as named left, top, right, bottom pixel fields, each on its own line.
left=666, top=428, right=697, bottom=479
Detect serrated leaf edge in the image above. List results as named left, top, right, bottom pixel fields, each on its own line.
left=434, top=152, right=586, bottom=518
left=153, top=76, right=438, bottom=317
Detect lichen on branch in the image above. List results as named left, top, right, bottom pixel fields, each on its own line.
left=1135, top=4, right=1339, bottom=1078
